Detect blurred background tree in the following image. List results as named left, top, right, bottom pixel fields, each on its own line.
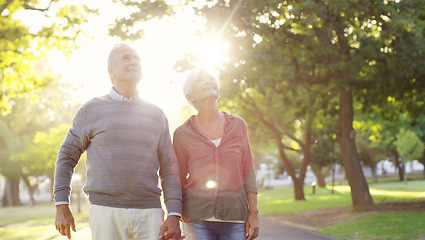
left=0, top=0, right=95, bottom=206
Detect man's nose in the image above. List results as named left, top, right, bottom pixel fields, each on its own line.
left=130, top=56, right=139, bottom=65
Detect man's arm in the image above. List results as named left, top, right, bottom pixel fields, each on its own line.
left=157, top=114, right=183, bottom=240
left=53, top=106, right=89, bottom=239
left=157, top=113, right=182, bottom=214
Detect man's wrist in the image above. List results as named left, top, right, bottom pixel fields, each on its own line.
left=167, top=212, right=182, bottom=218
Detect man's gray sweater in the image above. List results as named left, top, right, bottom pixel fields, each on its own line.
left=53, top=93, right=182, bottom=214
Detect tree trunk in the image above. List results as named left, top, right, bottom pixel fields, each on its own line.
left=274, top=134, right=305, bottom=200
left=370, top=164, right=378, bottom=184
left=293, top=178, right=305, bottom=200
left=1, top=179, right=22, bottom=207
left=336, top=87, right=375, bottom=212
left=357, top=143, right=377, bottom=183
left=395, top=156, right=404, bottom=181
left=310, top=163, right=326, bottom=187
left=22, top=175, right=38, bottom=206
left=49, top=176, right=54, bottom=202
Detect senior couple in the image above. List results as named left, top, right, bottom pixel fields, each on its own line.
left=54, top=43, right=259, bottom=240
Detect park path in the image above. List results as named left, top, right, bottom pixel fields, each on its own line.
left=258, top=216, right=337, bottom=240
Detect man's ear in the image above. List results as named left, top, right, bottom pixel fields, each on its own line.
left=108, top=67, right=113, bottom=77
left=108, top=67, right=115, bottom=83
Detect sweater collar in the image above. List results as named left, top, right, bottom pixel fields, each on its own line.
left=109, top=88, right=140, bottom=102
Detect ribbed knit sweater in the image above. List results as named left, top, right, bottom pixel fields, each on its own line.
left=54, top=93, right=182, bottom=214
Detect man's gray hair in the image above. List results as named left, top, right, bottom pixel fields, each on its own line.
left=108, top=43, right=132, bottom=69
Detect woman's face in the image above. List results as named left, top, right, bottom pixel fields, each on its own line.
left=190, top=70, right=220, bottom=103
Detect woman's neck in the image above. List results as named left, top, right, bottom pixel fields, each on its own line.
left=196, top=109, right=221, bottom=123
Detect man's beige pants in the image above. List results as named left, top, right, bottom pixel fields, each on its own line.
left=89, top=204, right=163, bottom=240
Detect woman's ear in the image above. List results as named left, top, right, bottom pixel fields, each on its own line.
left=186, top=94, right=195, bottom=102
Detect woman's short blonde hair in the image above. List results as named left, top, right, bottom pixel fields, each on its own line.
left=183, top=68, right=220, bottom=109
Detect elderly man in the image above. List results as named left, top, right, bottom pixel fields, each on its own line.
left=54, top=43, right=182, bottom=240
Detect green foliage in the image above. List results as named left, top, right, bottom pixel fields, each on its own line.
left=0, top=82, right=82, bottom=204
left=311, top=113, right=340, bottom=168
left=109, top=0, right=172, bottom=40
left=11, top=124, right=70, bottom=181
left=395, top=129, right=425, bottom=162
left=0, top=120, right=30, bottom=181
left=0, top=0, right=96, bottom=114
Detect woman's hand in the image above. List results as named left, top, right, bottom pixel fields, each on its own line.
left=245, top=210, right=259, bottom=240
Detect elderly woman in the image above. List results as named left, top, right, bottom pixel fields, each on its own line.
left=173, top=68, right=259, bottom=240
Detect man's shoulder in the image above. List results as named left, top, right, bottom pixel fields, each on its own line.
left=82, top=95, right=110, bottom=107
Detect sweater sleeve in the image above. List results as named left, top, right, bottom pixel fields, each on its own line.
left=53, top=105, right=90, bottom=204
left=158, top=113, right=182, bottom=214
left=172, top=127, right=189, bottom=188
left=240, top=119, right=258, bottom=194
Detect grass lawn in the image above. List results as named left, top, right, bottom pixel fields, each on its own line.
left=0, top=201, right=91, bottom=240
left=259, top=178, right=425, bottom=240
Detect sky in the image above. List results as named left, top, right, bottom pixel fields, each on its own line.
left=18, top=0, right=229, bottom=132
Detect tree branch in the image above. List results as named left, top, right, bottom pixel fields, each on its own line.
left=23, top=0, right=56, bottom=12
left=0, top=0, right=13, bottom=15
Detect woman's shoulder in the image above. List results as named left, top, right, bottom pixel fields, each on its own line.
left=174, top=116, right=194, bottom=136
left=224, top=112, right=247, bottom=126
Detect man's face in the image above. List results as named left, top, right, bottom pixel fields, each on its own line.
left=109, top=46, right=142, bottom=85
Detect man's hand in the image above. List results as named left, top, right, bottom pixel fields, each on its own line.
left=55, top=204, right=76, bottom=239
left=158, top=215, right=184, bottom=240
left=245, top=210, right=259, bottom=240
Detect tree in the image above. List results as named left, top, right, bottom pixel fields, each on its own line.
left=0, top=0, right=95, bottom=206
left=310, top=112, right=340, bottom=187
left=11, top=124, right=70, bottom=205
left=395, top=129, right=425, bottom=183
left=409, top=116, right=425, bottom=176
left=0, top=0, right=95, bottom=113
left=0, top=82, right=80, bottom=206
left=0, top=119, right=28, bottom=206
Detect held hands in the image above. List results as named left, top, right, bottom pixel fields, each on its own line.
left=246, top=210, right=259, bottom=240
left=158, top=215, right=185, bottom=240
left=55, top=204, right=76, bottom=239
